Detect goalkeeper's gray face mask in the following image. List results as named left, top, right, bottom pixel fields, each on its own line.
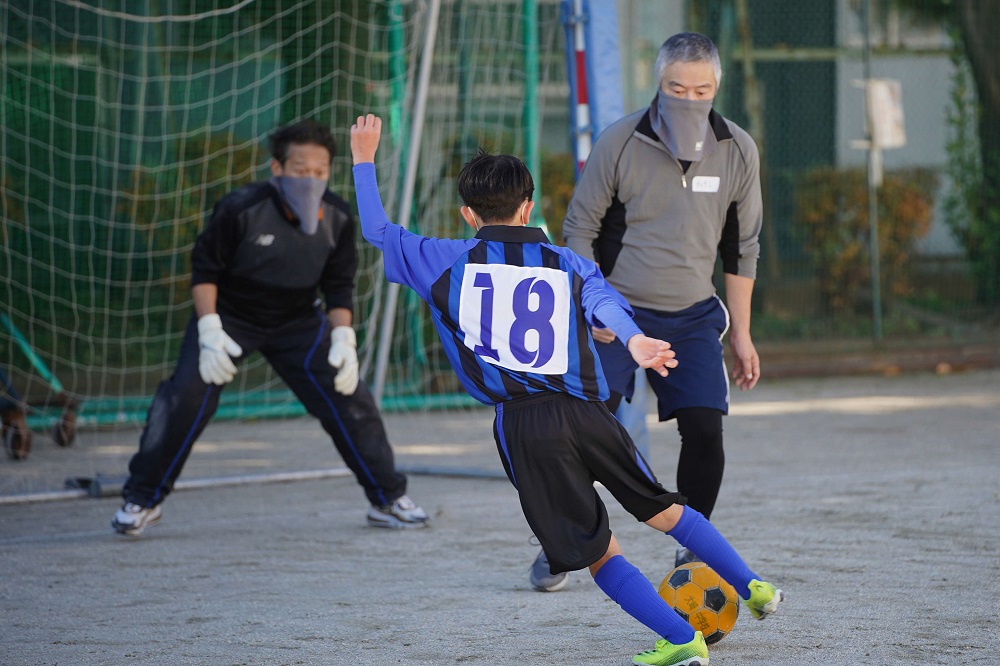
left=272, top=175, right=327, bottom=235
left=650, top=91, right=713, bottom=162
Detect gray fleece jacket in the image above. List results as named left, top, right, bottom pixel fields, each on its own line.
left=562, top=104, right=762, bottom=313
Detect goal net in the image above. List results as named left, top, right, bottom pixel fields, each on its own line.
left=1, top=0, right=568, bottom=431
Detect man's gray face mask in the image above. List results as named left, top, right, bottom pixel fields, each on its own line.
left=272, top=175, right=327, bottom=235
left=650, top=91, right=713, bottom=161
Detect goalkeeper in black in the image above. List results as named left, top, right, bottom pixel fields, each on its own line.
left=112, top=119, right=428, bottom=536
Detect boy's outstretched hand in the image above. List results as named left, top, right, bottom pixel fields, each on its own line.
left=351, top=114, right=382, bottom=165
left=627, top=334, right=678, bottom=378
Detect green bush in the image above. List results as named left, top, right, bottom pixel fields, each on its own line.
left=793, top=166, right=939, bottom=315
left=539, top=152, right=576, bottom=244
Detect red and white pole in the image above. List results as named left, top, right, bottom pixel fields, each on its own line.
left=572, top=0, right=591, bottom=175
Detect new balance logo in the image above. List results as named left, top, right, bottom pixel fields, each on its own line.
left=254, top=234, right=275, bottom=246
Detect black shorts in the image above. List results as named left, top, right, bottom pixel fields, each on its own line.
left=493, top=391, right=684, bottom=574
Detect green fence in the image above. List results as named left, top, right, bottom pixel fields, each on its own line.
left=1, top=0, right=997, bottom=430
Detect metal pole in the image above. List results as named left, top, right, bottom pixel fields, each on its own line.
left=734, top=0, right=779, bottom=284
left=387, top=0, right=406, bottom=142
left=372, top=0, right=442, bottom=405
left=569, top=0, right=591, bottom=176
left=359, top=0, right=406, bottom=378
left=522, top=0, right=549, bottom=236
left=861, top=0, right=883, bottom=340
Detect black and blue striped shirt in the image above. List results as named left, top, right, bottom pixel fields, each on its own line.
left=353, top=163, right=642, bottom=405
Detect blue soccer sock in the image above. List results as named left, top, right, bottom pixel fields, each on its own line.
left=667, top=505, right=757, bottom=599
left=593, top=554, right=696, bottom=644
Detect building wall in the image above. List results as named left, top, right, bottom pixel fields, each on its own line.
left=541, top=1, right=963, bottom=254
left=835, top=1, right=959, bottom=254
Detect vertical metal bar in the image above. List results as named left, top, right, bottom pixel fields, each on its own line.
left=358, top=0, right=405, bottom=377
left=861, top=0, right=883, bottom=340
left=571, top=0, right=590, bottom=176
left=522, top=0, right=548, bottom=235
left=372, top=0, right=442, bottom=406
left=387, top=0, right=406, bottom=141
left=734, top=0, right=779, bottom=282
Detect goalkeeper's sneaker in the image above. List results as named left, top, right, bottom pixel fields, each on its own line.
left=744, top=579, right=784, bottom=620
left=367, top=495, right=429, bottom=529
left=529, top=548, right=569, bottom=592
left=112, top=502, right=162, bottom=536
left=632, top=632, right=709, bottom=666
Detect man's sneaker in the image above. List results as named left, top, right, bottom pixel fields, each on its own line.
left=674, top=546, right=701, bottom=568
left=744, top=579, right=784, bottom=620
left=632, top=631, right=709, bottom=666
left=111, top=502, right=162, bottom=536
left=367, top=495, right=429, bottom=529
left=529, top=548, right=569, bottom=592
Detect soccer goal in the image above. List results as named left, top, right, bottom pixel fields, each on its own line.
left=1, top=0, right=568, bottom=428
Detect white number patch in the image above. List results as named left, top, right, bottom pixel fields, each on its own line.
left=458, top=264, right=570, bottom=375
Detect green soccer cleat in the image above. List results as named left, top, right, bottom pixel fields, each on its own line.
left=632, top=632, right=709, bottom=666
left=744, top=579, right=784, bottom=620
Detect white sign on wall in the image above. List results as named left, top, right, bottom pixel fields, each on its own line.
left=867, top=78, right=906, bottom=149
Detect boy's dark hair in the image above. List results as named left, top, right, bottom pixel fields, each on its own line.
left=457, top=150, right=534, bottom=224
left=269, top=119, right=337, bottom=165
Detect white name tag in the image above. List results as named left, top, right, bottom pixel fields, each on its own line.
left=691, top=176, right=720, bottom=193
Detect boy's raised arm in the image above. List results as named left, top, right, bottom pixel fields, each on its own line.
left=350, top=114, right=392, bottom=249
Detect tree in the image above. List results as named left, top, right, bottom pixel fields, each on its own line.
left=894, top=0, right=1000, bottom=305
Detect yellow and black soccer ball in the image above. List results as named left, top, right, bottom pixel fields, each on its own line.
left=657, top=561, right=740, bottom=644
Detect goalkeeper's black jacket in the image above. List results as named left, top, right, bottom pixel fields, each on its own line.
left=190, top=180, right=357, bottom=327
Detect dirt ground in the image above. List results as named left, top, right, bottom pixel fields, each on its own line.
left=1, top=369, right=998, bottom=665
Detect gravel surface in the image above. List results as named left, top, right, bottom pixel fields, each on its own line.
left=2, top=369, right=997, bottom=665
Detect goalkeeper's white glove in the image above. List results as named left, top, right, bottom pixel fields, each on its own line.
left=197, top=314, right=243, bottom=385
left=328, top=325, right=359, bottom=395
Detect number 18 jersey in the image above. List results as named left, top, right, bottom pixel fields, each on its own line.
left=353, top=163, right=643, bottom=406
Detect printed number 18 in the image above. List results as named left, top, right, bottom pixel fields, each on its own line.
left=473, top=272, right=556, bottom=368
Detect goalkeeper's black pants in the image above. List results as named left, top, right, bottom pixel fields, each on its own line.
left=123, top=311, right=407, bottom=509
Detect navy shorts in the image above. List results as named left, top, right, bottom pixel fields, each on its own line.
left=493, top=391, right=684, bottom=574
left=596, top=295, right=730, bottom=421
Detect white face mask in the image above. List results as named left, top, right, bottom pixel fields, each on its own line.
left=471, top=211, right=485, bottom=231
left=272, top=175, right=327, bottom=235
left=650, top=91, right=713, bottom=161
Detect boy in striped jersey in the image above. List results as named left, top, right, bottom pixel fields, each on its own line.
left=350, top=114, right=782, bottom=666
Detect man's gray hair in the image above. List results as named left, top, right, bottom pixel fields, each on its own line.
left=654, top=32, right=722, bottom=85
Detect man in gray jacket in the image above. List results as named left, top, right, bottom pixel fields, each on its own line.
left=532, top=32, right=763, bottom=592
